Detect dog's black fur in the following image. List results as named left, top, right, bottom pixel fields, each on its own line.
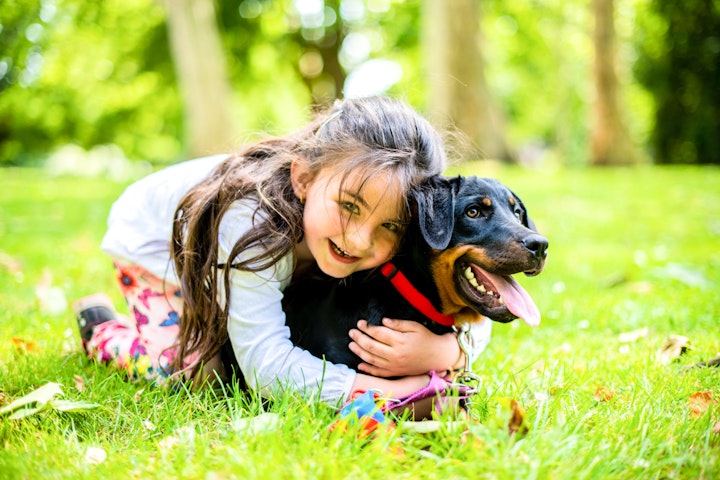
left=282, top=176, right=548, bottom=369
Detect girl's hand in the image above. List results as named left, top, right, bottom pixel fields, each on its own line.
left=348, top=318, right=463, bottom=377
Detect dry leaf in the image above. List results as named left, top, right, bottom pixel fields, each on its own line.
left=619, top=327, right=649, bottom=343
left=74, top=375, right=85, bottom=392
left=657, top=335, right=690, bottom=364
left=11, top=337, right=38, bottom=353
left=688, top=391, right=715, bottom=419
left=0, top=382, right=98, bottom=419
left=159, top=425, right=195, bottom=450
left=398, top=420, right=467, bottom=434
left=0, top=251, right=22, bottom=273
left=84, top=446, right=107, bottom=465
left=34, top=268, right=68, bottom=315
left=231, top=412, right=281, bottom=434
left=133, top=388, right=145, bottom=402
left=594, top=386, right=616, bottom=402
left=0, top=382, right=62, bottom=417
left=508, top=399, right=528, bottom=435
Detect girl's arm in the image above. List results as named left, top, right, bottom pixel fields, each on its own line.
left=348, top=317, right=493, bottom=377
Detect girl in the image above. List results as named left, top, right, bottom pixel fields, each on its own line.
left=75, top=96, right=491, bottom=406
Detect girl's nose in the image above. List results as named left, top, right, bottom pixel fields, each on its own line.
left=346, top=223, right=374, bottom=252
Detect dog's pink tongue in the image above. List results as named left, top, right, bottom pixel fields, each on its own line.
left=487, top=271, right=541, bottom=326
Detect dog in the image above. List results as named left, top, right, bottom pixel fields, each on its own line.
left=282, top=175, right=548, bottom=370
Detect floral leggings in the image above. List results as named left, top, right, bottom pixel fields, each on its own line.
left=85, top=261, right=186, bottom=382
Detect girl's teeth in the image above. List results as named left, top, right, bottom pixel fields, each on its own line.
left=332, top=243, right=351, bottom=257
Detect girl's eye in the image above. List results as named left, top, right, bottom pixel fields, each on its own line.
left=466, top=206, right=481, bottom=218
left=341, top=202, right=360, bottom=215
left=383, top=222, right=401, bottom=233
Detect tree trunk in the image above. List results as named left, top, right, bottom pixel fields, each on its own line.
left=591, top=0, right=638, bottom=165
left=423, top=0, right=514, bottom=162
left=163, top=0, right=235, bottom=158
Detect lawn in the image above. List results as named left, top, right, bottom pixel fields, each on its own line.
left=1, top=164, right=718, bottom=479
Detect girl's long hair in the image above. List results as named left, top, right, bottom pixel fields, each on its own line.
left=170, top=96, right=447, bottom=378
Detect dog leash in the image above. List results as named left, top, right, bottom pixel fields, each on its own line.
left=380, top=262, right=455, bottom=327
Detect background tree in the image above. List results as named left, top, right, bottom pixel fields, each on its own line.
left=423, top=0, right=514, bottom=162
left=635, top=0, right=720, bottom=164
left=163, top=0, right=236, bottom=157
left=590, top=0, right=640, bottom=165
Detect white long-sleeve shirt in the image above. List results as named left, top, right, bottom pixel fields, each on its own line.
left=100, top=155, right=491, bottom=405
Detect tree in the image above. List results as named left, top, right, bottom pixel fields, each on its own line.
left=635, top=0, right=720, bottom=164
left=590, top=0, right=639, bottom=165
left=162, top=0, right=236, bottom=157
left=423, top=0, right=514, bottom=162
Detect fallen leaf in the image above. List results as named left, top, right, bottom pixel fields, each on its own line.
left=594, top=386, right=616, bottom=402
left=398, top=420, right=467, bottom=434
left=0, top=251, right=22, bottom=273
left=11, top=337, right=38, bottom=353
left=0, top=382, right=62, bottom=416
left=619, top=327, right=649, bottom=343
left=133, top=388, right=145, bottom=402
left=508, top=399, right=528, bottom=436
left=159, top=425, right=195, bottom=450
left=84, top=446, right=107, bottom=465
left=34, top=268, right=68, bottom=315
left=49, top=400, right=100, bottom=412
left=231, top=412, right=280, bottom=434
left=0, top=382, right=99, bottom=419
left=74, top=375, right=85, bottom=392
left=657, top=335, right=690, bottom=365
left=688, top=391, right=715, bottom=419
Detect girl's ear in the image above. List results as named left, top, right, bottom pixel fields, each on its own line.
left=290, top=157, right=312, bottom=199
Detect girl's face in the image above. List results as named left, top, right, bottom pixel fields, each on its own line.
left=293, top=162, right=406, bottom=278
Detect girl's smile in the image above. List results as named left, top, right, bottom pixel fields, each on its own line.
left=293, top=164, right=406, bottom=278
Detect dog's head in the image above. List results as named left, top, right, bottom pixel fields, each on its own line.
left=412, top=176, right=548, bottom=326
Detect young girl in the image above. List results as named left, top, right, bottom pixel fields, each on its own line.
left=75, top=96, right=491, bottom=406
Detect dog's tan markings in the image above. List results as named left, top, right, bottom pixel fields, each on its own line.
left=429, top=245, right=495, bottom=324
left=482, top=197, right=492, bottom=207
left=509, top=197, right=515, bottom=206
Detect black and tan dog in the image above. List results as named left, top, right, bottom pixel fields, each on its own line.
left=283, top=175, right=548, bottom=369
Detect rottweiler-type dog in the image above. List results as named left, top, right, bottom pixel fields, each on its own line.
left=282, top=175, right=548, bottom=369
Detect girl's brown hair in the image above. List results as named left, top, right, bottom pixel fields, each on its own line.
left=170, top=96, right=446, bottom=378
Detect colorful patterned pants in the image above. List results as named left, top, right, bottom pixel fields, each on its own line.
left=85, top=261, right=185, bottom=382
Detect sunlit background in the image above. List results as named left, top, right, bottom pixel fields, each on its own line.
left=1, top=0, right=718, bottom=175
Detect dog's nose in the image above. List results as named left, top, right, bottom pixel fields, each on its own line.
left=522, top=234, right=548, bottom=260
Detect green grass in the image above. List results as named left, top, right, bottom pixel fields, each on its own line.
left=1, top=164, right=719, bottom=479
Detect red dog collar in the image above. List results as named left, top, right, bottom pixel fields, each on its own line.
left=380, top=262, right=455, bottom=327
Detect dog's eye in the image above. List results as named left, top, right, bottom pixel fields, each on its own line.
left=514, top=209, right=524, bottom=223
left=466, top=207, right=481, bottom=218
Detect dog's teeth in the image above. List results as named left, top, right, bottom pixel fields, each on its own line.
left=499, top=297, right=505, bottom=305
left=478, top=284, right=486, bottom=293
left=464, top=267, right=473, bottom=279
left=469, top=277, right=479, bottom=287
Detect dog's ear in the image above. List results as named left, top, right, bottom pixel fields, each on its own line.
left=509, top=189, right=535, bottom=231
left=412, top=176, right=457, bottom=250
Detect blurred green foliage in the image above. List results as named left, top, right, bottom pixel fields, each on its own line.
left=0, top=0, right=718, bottom=166
left=634, top=0, right=720, bottom=164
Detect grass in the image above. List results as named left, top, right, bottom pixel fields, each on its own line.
left=1, top=163, right=719, bottom=479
